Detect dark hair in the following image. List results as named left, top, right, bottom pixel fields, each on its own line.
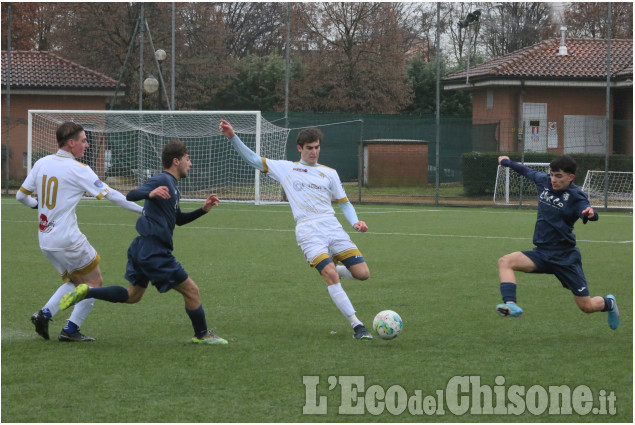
left=550, top=155, right=577, bottom=175
left=56, top=122, right=84, bottom=148
left=162, top=139, right=189, bottom=169
left=296, top=127, right=322, bottom=147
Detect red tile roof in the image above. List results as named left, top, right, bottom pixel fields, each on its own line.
left=1, top=50, right=119, bottom=90
left=443, top=38, right=633, bottom=83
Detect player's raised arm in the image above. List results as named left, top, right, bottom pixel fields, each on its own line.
left=219, top=119, right=265, bottom=172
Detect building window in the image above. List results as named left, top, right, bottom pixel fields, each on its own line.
left=23, top=152, right=27, bottom=168
left=486, top=89, right=493, bottom=110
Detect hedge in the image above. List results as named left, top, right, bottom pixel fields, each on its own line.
left=461, top=152, right=633, bottom=196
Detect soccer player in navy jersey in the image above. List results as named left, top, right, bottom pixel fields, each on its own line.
left=59, top=140, right=228, bottom=344
left=496, top=155, right=619, bottom=330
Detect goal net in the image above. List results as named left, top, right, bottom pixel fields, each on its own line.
left=493, top=162, right=549, bottom=205
left=582, top=171, right=633, bottom=209
left=28, top=110, right=290, bottom=203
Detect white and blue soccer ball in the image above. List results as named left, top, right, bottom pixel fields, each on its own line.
left=372, top=310, right=403, bottom=339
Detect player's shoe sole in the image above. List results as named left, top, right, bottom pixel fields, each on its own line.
left=353, top=324, right=373, bottom=340
left=606, top=294, right=619, bottom=330
left=496, top=303, right=523, bottom=318
left=31, top=310, right=51, bottom=340
left=192, top=329, right=228, bottom=344
left=58, top=330, right=95, bottom=342
left=59, top=284, right=89, bottom=311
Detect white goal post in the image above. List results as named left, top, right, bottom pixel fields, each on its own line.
left=28, top=110, right=290, bottom=204
left=582, top=171, right=633, bottom=209
left=494, top=163, right=633, bottom=209
left=493, top=162, right=549, bottom=205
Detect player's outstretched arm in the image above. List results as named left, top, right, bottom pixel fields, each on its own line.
left=105, top=189, right=144, bottom=214
left=219, top=119, right=265, bottom=172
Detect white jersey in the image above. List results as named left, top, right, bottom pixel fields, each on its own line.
left=19, top=150, right=111, bottom=251
left=264, top=159, right=349, bottom=223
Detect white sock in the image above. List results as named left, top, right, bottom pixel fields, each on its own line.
left=336, top=265, right=354, bottom=280
left=68, top=298, right=96, bottom=328
left=327, top=283, right=362, bottom=327
left=42, top=282, right=76, bottom=318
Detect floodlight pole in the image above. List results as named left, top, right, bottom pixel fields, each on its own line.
left=4, top=5, right=11, bottom=195
left=604, top=3, right=612, bottom=209
left=139, top=3, right=145, bottom=111
left=435, top=2, right=441, bottom=206
left=171, top=1, right=176, bottom=110
left=285, top=2, right=291, bottom=129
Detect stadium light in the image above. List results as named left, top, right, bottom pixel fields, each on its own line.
left=143, top=75, right=159, bottom=94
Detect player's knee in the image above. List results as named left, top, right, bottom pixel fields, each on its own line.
left=498, top=255, right=512, bottom=270
left=353, top=267, right=370, bottom=281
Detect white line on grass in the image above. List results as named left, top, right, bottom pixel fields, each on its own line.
left=4, top=219, right=631, bottom=244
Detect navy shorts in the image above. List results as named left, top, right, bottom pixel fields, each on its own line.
left=522, top=246, right=589, bottom=296
left=125, top=236, right=189, bottom=293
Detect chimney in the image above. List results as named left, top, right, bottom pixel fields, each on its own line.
left=557, top=26, right=568, bottom=56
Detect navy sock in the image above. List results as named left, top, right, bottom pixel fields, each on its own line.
left=500, top=282, right=517, bottom=303
left=63, top=320, right=79, bottom=334
left=87, top=286, right=129, bottom=303
left=602, top=297, right=613, bottom=312
left=186, top=305, right=208, bottom=337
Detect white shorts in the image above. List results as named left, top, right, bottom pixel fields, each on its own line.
left=295, top=216, right=362, bottom=268
left=42, top=239, right=101, bottom=282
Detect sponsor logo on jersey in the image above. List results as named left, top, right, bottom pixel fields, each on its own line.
left=293, top=167, right=308, bottom=173
left=94, top=179, right=104, bottom=188
left=539, top=189, right=564, bottom=208
left=39, top=213, right=55, bottom=233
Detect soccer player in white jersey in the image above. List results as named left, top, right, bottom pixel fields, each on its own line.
left=219, top=119, right=373, bottom=340
left=16, top=122, right=143, bottom=342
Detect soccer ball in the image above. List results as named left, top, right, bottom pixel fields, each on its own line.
left=372, top=310, right=403, bottom=339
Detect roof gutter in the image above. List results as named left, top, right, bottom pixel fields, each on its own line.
left=0, top=89, right=125, bottom=97
left=443, top=79, right=633, bottom=90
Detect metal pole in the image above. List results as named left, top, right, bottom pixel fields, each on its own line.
left=109, top=17, right=141, bottom=110
left=139, top=3, right=145, bottom=111
left=435, top=2, right=441, bottom=206
left=144, top=19, right=172, bottom=111
left=171, top=1, right=176, bottom=110
left=4, top=5, right=11, bottom=195
left=604, top=3, right=612, bottom=209
left=285, top=2, right=290, bottom=129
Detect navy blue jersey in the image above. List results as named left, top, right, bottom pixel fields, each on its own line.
left=127, top=171, right=206, bottom=250
left=501, top=159, right=598, bottom=249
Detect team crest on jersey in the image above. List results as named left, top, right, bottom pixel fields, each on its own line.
left=319, top=171, right=326, bottom=179
left=94, top=179, right=104, bottom=188
left=563, top=192, right=570, bottom=201
left=39, top=213, right=55, bottom=233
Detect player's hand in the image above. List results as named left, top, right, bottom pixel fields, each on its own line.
left=353, top=221, right=368, bottom=233
left=149, top=186, right=170, bottom=199
left=498, top=155, right=510, bottom=164
left=202, top=194, right=220, bottom=212
left=581, top=206, right=595, bottom=223
left=219, top=120, right=235, bottom=139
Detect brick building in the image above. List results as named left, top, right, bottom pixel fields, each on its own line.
left=1, top=50, right=121, bottom=180
left=443, top=36, right=633, bottom=156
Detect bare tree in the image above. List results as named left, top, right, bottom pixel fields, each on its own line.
left=219, top=2, right=287, bottom=58
left=564, top=2, right=633, bottom=39
left=290, top=2, right=413, bottom=113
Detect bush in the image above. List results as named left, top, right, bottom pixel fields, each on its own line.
left=462, top=152, right=633, bottom=196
